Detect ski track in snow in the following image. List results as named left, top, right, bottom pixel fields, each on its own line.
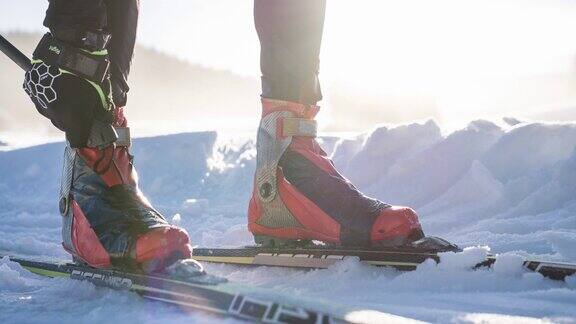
left=1, top=120, right=575, bottom=323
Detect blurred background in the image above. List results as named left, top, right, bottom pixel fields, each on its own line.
left=2, top=0, right=576, bottom=146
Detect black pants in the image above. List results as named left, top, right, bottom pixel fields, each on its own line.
left=255, top=0, right=325, bottom=105
left=44, top=0, right=326, bottom=106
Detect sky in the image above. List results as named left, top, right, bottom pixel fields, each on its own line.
left=2, top=0, right=576, bottom=132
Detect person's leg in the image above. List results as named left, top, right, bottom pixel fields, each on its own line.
left=38, top=0, right=192, bottom=271
left=249, top=0, right=424, bottom=246
left=254, top=0, right=324, bottom=105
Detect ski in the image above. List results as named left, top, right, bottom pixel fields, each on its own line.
left=4, top=254, right=366, bottom=324
left=193, top=245, right=576, bottom=281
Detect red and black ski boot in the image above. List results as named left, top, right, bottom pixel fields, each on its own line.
left=248, top=99, right=425, bottom=247
left=59, top=107, right=192, bottom=272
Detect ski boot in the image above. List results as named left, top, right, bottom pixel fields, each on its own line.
left=59, top=107, right=192, bottom=272
left=248, top=99, right=425, bottom=247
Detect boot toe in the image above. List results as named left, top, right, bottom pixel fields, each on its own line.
left=370, top=206, right=423, bottom=244
left=135, top=226, right=192, bottom=265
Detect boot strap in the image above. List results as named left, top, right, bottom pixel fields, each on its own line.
left=51, top=29, right=110, bottom=52
left=282, top=118, right=317, bottom=137
left=86, top=120, right=131, bottom=149
left=33, top=33, right=110, bottom=84
left=254, top=110, right=306, bottom=229
left=114, top=127, right=131, bottom=147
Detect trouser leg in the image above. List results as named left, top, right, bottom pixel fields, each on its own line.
left=254, top=0, right=326, bottom=105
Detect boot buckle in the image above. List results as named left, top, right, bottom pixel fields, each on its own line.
left=59, top=195, right=69, bottom=216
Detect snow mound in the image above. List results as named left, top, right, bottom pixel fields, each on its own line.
left=0, top=257, right=39, bottom=292
left=493, top=253, right=525, bottom=276
left=1, top=120, right=576, bottom=322
left=339, top=120, right=442, bottom=189
left=420, top=160, right=504, bottom=232
left=357, top=120, right=503, bottom=208
left=436, top=246, right=490, bottom=270
left=482, top=122, right=576, bottom=183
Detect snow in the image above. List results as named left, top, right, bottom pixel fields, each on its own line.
left=0, top=257, right=224, bottom=324
left=0, top=119, right=575, bottom=323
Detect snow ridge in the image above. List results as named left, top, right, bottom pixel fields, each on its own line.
left=1, top=119, right=575, bottom=323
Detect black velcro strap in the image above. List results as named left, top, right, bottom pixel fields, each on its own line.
left=51, top=29, right=110, bottom=51
left=33, top=33, right=110, bottom=84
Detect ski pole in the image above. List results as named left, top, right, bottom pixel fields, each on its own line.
left=0, top=34, right=32, bottom=71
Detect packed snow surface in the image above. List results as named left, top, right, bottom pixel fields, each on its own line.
left=0, top=119, right=575, bottom=323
